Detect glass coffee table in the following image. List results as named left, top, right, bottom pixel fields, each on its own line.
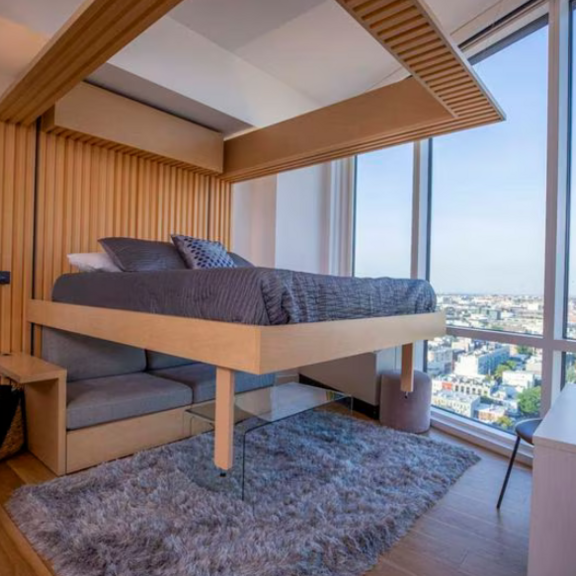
left=187, top=382, right=352, bottom=501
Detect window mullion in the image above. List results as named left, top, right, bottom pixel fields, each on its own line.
left=542, top=0, right=571, bottom=414
left=412, top=140, right=432, bottom=370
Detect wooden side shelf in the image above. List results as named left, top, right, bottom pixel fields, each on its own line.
left=0, top=353, right=65, bottom=384
left=0, top=353, right=195, bottom=475
left=0, top=353, right=67, bottom=476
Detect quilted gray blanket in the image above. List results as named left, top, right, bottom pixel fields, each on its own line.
left=52, top=268, right=436, bottom=326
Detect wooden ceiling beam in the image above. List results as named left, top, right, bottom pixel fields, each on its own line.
left=0, top=0, right=186, bottom=125
left=223, top=78, right=451, bottom=182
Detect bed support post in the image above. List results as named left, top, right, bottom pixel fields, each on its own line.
left=214, top=367, right=236, bottom=471
left=400, top=343, right=415, bottom=394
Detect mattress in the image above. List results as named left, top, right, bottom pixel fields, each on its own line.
left=52, top=267, right=436, bottom=326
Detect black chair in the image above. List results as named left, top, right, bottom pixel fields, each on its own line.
left=497, top=418, right=541, bottom=509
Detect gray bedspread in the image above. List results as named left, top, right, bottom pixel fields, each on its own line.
left=52, top=268, right=436, bottom=326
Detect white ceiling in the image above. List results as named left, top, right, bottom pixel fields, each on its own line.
left=0, top=0, right=528, bottom=136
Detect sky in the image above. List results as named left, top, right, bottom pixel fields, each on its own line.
left=355, top=24, right=554, bottom=296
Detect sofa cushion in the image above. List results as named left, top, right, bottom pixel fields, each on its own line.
left=150, top=364, right=275, bottom=404
left=67, top=373, right=192, bottom=430
left=145, top=350, right=198, bottom=371
left=43, top=328, right=146, bottom=382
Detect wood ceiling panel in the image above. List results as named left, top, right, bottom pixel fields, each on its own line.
left=223, top=0, right=505, bottom=182
left=0, top=0, right=186, bottom=125
left=336, top=0, right=504, bottom=121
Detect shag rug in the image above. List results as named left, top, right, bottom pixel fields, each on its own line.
left=7, top=410, right=479, bottom=576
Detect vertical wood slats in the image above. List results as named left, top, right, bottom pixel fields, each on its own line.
left=0, top=122, right=231, bottom=353
left=0, top=123, right=36, bottom=354
left=335, top=0, right=504, bottom=122
left=34, top=132, right=231, bottom=301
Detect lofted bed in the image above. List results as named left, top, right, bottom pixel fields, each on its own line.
left=27, top=299, right=445, bottom=470
left=0, top=0, right=499, bottom=474
left=25, top=265, right=445, bottom=471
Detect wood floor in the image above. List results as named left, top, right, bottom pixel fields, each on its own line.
left=0, top=428, right=531, bottom=576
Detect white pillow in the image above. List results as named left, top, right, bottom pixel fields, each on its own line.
left=67, top=252, right=121, bottom=273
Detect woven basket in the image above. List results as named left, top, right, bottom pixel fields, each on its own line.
left=0, top=381, right=25, bottom=461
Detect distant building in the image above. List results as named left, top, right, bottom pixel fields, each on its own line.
left=526, top=357, right=543, bottom=376
left=502, top=370, right=535, bottom=390
left=493, top=385, right=518, bottom=401
left=451, top=338, right=472, bottom=352
left=427, top=347, right=453, bottom=376
left=432, top=391, right=480, bottom=419
left=477, top=404, right=507, bottom=423
left=452, top=381, right=493, bottom=398
left=431, top=378, right=445, bottom=393
left=454, top=346, right=510, bottom=377
left=480, top=308, right=501, bottom=321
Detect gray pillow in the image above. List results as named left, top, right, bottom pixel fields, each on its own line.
left=228, top=252, right=254, bottom=267
left=99, top=237, right=187, bottom=272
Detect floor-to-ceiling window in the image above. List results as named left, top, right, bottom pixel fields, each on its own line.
left=428, top=23, right=549, bottom=432
left=354, top=144, right=413, bottom=278
left=352, top=3, right=576, bottom=444
left=431, top=26, right=548, bottom=336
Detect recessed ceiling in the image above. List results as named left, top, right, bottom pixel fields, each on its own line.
left=170, top=0, right=327, bottom=52
left=0, top=0, right=530, bottom=136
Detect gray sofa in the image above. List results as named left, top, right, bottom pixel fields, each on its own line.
left=42, top=328, right=275, bottom=432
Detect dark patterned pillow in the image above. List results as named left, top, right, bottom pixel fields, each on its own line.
left=171, top=235, right=235, bottom=269
left=99, top=237, right=187, bottom=272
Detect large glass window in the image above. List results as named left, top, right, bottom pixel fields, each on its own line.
left=352, top=8, right=576, bottom=437
left=430, top=336, right=542, bottom=431
left=354, top=144, right=413, bottom=278
left=430, top=25, right=548, bottom=335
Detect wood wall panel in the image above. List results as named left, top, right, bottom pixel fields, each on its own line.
left=0, top=122, right=36, bottom=354
left=208, top=179, right=232, bottom=249
left=0, top=121, right=231, bottom=355
left=34, top=132, right=231, bottom=301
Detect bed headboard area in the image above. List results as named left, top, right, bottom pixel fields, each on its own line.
left=0, top=120, right=232, bottom=355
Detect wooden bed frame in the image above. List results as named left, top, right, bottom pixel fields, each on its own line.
left=26, top=299, right=446, bottom=471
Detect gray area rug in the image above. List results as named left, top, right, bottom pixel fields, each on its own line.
left=7, top=410, right=479, bottom=576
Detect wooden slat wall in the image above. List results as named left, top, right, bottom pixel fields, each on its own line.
left=208, top=179, right=232, bottom=249
left=0, top=123, right=231, bottom=354
left=0, top=122, right=36, bottom=354
left=34, top=131, right=231, bottom=301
